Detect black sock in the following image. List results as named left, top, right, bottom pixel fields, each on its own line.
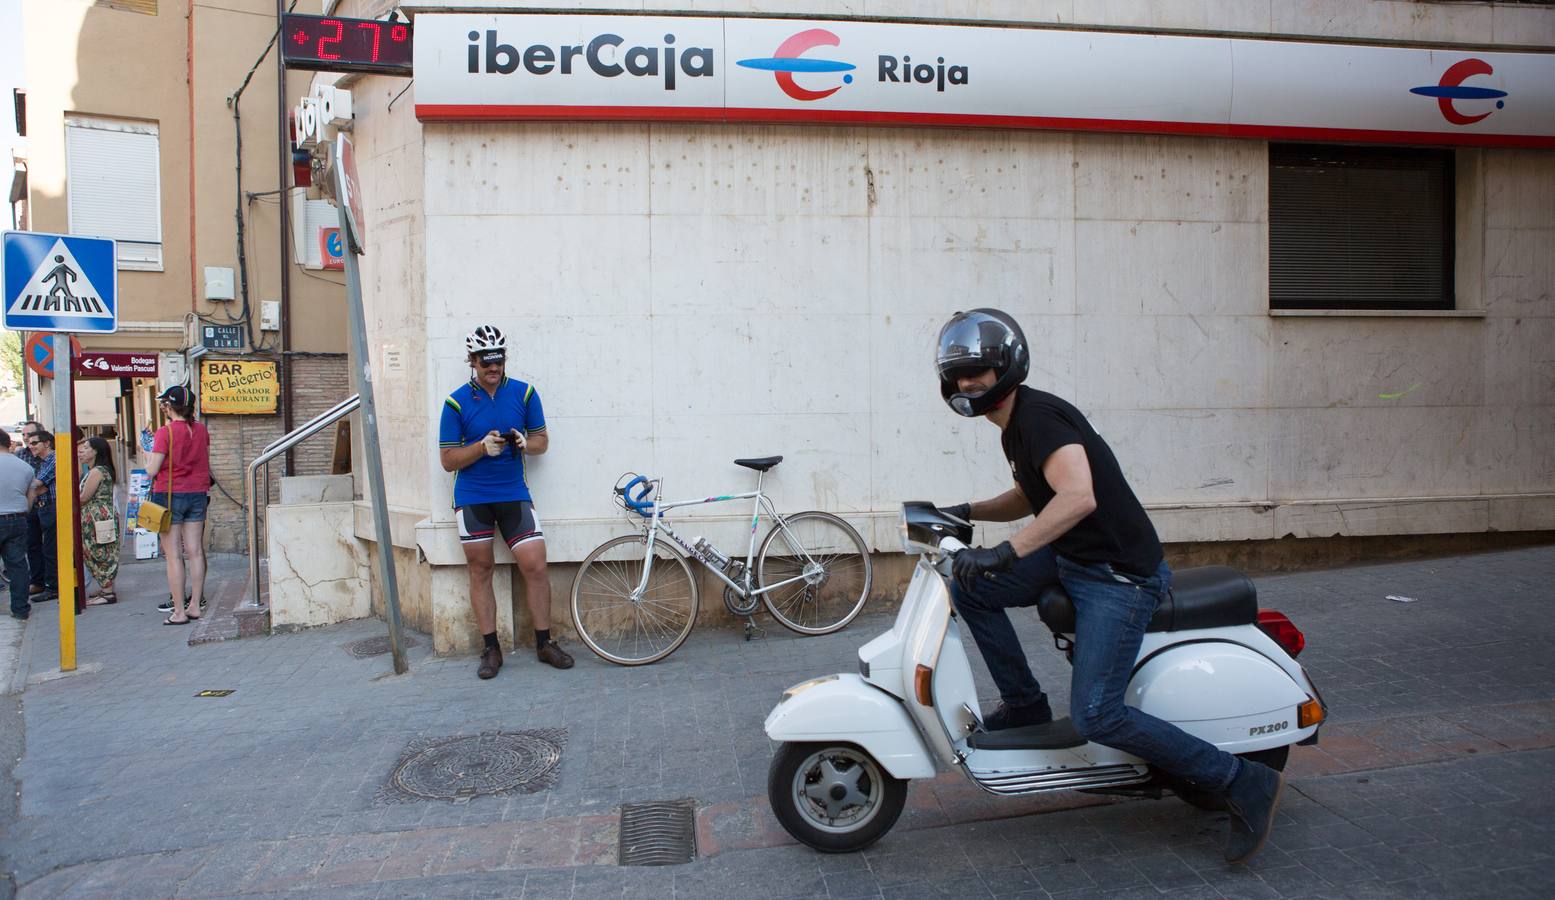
left=483, top=632, right=499, bottom=651
left=535, top=629, right=550, bottom=647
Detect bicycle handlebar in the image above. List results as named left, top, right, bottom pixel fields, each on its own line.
left=616, top=475, right=657, bottom=517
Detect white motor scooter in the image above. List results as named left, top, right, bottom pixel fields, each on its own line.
left=764, top=502, right=1327, bottom=852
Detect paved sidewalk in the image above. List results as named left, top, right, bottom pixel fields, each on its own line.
left=1, top=545, right=1553, bottom=898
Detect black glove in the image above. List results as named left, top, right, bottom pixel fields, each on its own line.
left=953, top=541, right=1018, bottom=594
left=939, top=503, right=972, bottom=523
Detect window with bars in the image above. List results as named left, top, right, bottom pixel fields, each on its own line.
left=1269, top=144, right=1454, bottom=311
left=66, top=116, right=164, bottom=271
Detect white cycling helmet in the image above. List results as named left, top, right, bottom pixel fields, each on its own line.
left=464, top=325, right=507, bottom=356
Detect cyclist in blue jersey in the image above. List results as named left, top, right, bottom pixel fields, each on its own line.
left=439, top=325, right=574, bottom=680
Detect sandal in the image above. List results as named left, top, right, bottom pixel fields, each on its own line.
left=86, top=592, right=117, bottom=607
left=163, top=616, right=190, bottom=626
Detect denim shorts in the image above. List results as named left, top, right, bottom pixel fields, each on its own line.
left=170, top=492, right=209, bottom=524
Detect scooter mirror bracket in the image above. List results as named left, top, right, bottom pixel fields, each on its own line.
left=899, top=502, right=974, bottom=559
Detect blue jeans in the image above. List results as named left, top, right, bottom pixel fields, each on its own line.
left=1, top=514, right=30, bottom=616
left=32, top=502, right=57, bottom=590
left=951, top=547, right=1239, bottom=791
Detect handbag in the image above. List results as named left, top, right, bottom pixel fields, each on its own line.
left=136, top=423, right=174, bottom=534
left=93, top=517, right=118, bottom=544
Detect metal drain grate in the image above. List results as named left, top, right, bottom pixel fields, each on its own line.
left=618, top=799, right=698, bottom=866
left=343, top=634, right=420, bottom=659
left=375, top=729, right=567, bottom=805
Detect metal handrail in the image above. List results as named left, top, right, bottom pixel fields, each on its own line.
left=246, top=394, right=361, bottom=607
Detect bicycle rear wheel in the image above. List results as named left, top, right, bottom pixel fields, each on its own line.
left=757, top=511, right=872, bottom=636
left=570, top=535, right=699, bottom=665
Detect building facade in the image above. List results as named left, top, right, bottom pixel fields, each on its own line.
left=18, top=0, right=351, bottom=552
left=305, top=0, right=1555, bottom=654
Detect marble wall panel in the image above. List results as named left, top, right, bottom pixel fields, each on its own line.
left=1476, top=405, right=1555, bottom=495
left=1083, top=0, right=1272, bottom=32
left=1088, top=408, right=1268, bottom=505
left=869, top=410, right=1018, bottom=518
left=267, top=503, right=371, bottom=630
left=424, top=214, right=653, bottom=319
left=1073, top=134, right=1265, bottom=224
left=1074, top=314, right=1266, bottom=411
left=1075, top=220, right=1264, bottom=317
left=1268, top=319, right=1488, bottom=410
left=1492, top=4, right=1555, bottom=46
left=1484, top=317, right=1555, bottom=409
left=869, top=216, right=1075, bottom=318
left=867, top=129, right=1075, bottom=221
left=1268, top=406, right=1485, bottom=501
left=521, top=413, right=658, bottom=524
left=1485, top=151, right=1555, bottom=231
left=423, top=123, right=651, bottom=217
left=1270, top=0, right=1492, bottom=44
left=648, top=311, right=871, bottom=416
left=648, top=125, right=871, bottom=217
left=647, top=214, right=871, bottom=316
left=1484, top=228, right=1555, bottom=317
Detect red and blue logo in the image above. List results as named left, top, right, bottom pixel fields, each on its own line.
left=1410, top=58, right=1507, bottom=125
left=737, top=29, right=856, bottom=101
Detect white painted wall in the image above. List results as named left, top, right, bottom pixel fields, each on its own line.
left=339, top=3, right=1555, bottom=565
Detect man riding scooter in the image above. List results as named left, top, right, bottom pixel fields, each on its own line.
left=935, top=308, right=1283, bottom=864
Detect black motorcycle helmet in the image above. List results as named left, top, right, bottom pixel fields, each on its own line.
left=935, top=308, right=1030, bottom=417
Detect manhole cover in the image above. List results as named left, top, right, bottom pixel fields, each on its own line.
left=376, top=729, right=566, bottom=804
left=343, top=634, right=420, bottom=659
left=618, top=799, right=697, bottom=866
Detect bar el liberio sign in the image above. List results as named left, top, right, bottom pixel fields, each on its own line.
left=200, top=359, right=278, bottom=414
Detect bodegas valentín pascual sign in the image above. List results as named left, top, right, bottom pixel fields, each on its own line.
left=412, top=14, right=1555, bottom=148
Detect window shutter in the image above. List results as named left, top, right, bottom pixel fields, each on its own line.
left=95, top=0, right=158, bottom=15
left=1269, top=144, right=1453, bottom=311
left=65, top=117, right=163, bottom=271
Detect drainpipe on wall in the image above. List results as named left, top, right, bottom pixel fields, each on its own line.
left=187, top=1, right=198, bottom=318
left=276, top=0, right=295, bottom=476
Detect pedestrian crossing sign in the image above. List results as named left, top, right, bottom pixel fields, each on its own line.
left=2, top=230, right=119, bottom=334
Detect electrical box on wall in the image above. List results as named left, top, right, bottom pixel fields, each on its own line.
left=204, top=267, right=236, bottom=302
left=260, top=300, right=281, bottom=331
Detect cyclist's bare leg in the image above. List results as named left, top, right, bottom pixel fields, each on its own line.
left=462, top=540, right=498, bottom=633
left=512, top=539, right=551, bottom=631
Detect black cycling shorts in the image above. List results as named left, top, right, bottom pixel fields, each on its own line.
left=456, top=501, right=543, bottom=548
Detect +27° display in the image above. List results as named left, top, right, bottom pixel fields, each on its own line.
left=281, top=14, right=413, bottom=76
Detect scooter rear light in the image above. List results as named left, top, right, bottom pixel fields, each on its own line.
left=914, top=664, right=934, bottom=707
left=1256, top=609, right=1305, bottom=658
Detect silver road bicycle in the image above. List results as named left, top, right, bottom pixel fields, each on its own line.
left=569, top=456, right=873, bottom=666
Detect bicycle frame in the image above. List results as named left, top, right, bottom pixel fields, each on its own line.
left=625, top=473, right=826, bottom=602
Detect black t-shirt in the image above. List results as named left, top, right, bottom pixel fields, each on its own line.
left=1000, top=386, right=1163, bottom=577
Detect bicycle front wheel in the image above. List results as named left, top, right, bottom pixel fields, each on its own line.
left=570, top=535, right=699, bottom=665
left=757, top=511, right=872, bottom=636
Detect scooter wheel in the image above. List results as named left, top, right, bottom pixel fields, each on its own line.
left=1174, top=746, right=1291, bottom=811
left=768, top=742, right=907, bottom=853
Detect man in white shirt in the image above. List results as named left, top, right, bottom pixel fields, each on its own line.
left=0, top=430, right=38, bottom=620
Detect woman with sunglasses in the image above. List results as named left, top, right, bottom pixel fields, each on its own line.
left=144, top=386, right=212, bottom=625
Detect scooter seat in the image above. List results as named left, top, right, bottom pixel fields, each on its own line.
left=734, top=456, right=783, bottom=471
left=967, top=716, right=1086, bottom=750
left=1035, top=565, right=1257, bottom=634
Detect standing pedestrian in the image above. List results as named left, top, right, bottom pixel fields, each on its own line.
left=79, top=436, right=120, bottom=606
left=24, top=429, right=58, bottom=602
left=143, top=386, right=212, bottom=626
left=0, top=430, right=36, bottom=620
left=15, top=421, right=47, bottom=600
left=438, top=325, right=573, bottom=680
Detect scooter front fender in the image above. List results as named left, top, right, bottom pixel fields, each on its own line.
left=764, top=674, right=938, bottom=780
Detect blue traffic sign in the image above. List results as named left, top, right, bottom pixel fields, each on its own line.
left=3, top=230, right=119, bottom=334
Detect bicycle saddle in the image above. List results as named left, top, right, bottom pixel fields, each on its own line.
left=734, top=456, right=783, bottom=471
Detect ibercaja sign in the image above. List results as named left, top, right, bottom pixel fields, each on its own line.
left=413, top=14, right=1555, bottom=148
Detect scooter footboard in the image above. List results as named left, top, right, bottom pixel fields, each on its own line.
left=764, top=674, right=937, bottom=779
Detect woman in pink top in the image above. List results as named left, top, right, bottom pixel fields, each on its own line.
left=144, top=385, right=213, bottom=625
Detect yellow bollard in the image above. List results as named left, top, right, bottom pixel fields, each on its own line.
left=55, top=429, right=77, bottom=672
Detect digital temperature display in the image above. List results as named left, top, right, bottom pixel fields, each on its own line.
left=281, top=14, right=412, bottom=76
